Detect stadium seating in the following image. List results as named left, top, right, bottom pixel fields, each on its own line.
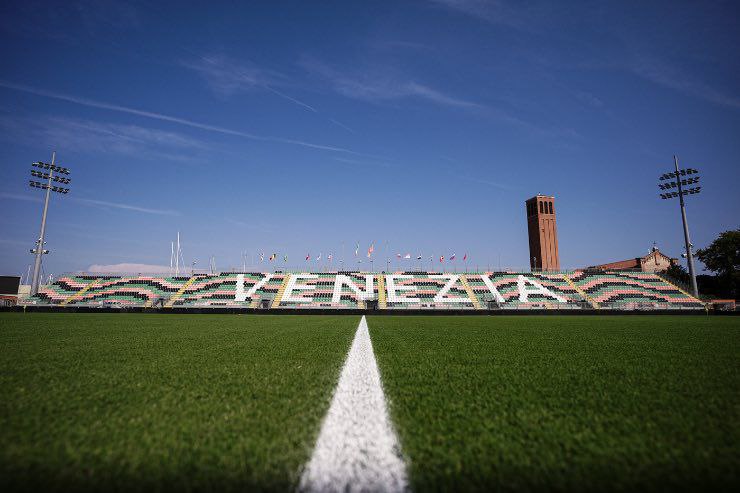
left=568, top=271, right=705, bottom=309
left=32, top=275, right=95, bottom=304
left=467, top=272, right=586, bottom=309
left=28, top=270, right=704, bottom=310
left=173, top=273, right=283, bottom=307
left=35, top=276, right=193, bottom=306
left=384, top=272, right=476, bottom=309
left=277, top=272, right=377, bottom=309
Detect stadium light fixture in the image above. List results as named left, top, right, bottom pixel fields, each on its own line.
left=657, top=155, right=700, bottom=297
left=28, top=151, right=72, bottom=295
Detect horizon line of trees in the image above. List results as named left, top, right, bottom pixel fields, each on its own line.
left=664, top=228, right=739, bottom=300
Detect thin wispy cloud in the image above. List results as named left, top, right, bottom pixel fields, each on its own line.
left=299, top=57, right=483, bottom=110
left=72, top=198, right=180, bottom=216
left=264, top=85, right=318, bottom=112
left=329, top=118, right=356, bottom=134
left=405, top=82, right=482, bottom=109
left=184, top=54, right=319, bottom=112
left=0, top=191, right=178, bottom=216
left=183, top=55, right=364, bottom=134
left=0, top=192, right=42, bottom=203
left=0, top=80, right=359, bottom=154
left=301, top=57, right=582, bottom=141
left=428, top=0, right=524, bottom=28
left=333, top=157, right=394, bottom=169
left=182, top=55, right=273, bottom=95
left=0, top=114, right=207, bottom=163
left=630, top=58, right=740, bottom=110
left=571, top=90, right=605, bottom=109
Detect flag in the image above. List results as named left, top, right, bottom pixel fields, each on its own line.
left=328, top=254, right=333, bottom=262
left=306, top=254, right=310, bottom=261
left=259, top=252, right=264, bottom=262
left=440, top=256, right=445, bottom=262
left=450, top=253, right=456, bottom=261
left=367, top=243, right=374, bottom=258
left=404, top=253, right=411, bottom=259
left=417, top=254, right=422, bottom=260
left=463, top=253, right=467, bottom=261
left=355, top=243, right=359, bottom=256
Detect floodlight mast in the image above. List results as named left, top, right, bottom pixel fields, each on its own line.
left=658, top=156, right=699, bottom=297
left=29, top=151, right=71, bottom=295
left=673, top=156, right=699, bottom=297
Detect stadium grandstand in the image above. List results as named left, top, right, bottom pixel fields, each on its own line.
left=25, top=270, right=705, bottom=311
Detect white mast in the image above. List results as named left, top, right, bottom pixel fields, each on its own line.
left=175, top=232, right=180, bottom=276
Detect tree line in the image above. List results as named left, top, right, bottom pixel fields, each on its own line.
left=664, top=228, right=739, bottom=299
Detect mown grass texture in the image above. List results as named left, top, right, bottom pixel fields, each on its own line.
left=370, top=315, right=740, bottom=492
left=0, top=313, right=357, bottom=492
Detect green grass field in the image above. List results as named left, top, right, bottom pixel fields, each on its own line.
left=1, top=313, right=738, bottom=492
left=370, top=316, right=740, bottom=492
left=0, top=313, right=357, bottom=492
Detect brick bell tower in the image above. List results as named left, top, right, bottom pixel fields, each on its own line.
left=525, top=195, right=560, bottom=271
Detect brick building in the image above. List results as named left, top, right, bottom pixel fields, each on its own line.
left=525, top=194, right=560, bottom=271
left=587, top=247, right=678, bottom=273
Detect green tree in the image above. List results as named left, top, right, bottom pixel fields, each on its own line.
left=696, top=228, right=739, bottom=299
left=664, top=263, right=689, bottom=284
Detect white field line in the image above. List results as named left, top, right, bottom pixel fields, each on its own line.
left=299, top=316, right=408, bottom=492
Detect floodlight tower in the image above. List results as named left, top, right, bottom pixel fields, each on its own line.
left=28, top=151, right=71, bottom=295
left=658, top=156, right=701, bottom=297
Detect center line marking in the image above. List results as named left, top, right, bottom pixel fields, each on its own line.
left=299, top=315, right=408, bottom=492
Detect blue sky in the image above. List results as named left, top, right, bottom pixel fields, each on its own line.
left=1, top=0, right=738, bottom=276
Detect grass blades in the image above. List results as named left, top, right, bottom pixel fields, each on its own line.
left=369, top=315, right=740, bottom=492
left=0, top=313, right=358, bottom=492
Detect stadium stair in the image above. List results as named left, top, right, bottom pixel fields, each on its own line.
left=563, top=273, right=599, bottom=309
left=61, top=278, right=100, bottom=305
left=459, top=275, right=483, bottom=309
left=376, top=274, right=387, bottom=309
left=659, top=275, right=704, bottom=305
left=165, top=276, right=198, bottom=308
left=272, top=275, right=291, bottom=308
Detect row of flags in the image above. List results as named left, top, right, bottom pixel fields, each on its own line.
left=259, top=253, right=288, bottom=262
left=397, top=253, right=468, bottom=262
left=253, top=243, right=467, bottom=263
left=254, top=250, right=469, bottom=262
